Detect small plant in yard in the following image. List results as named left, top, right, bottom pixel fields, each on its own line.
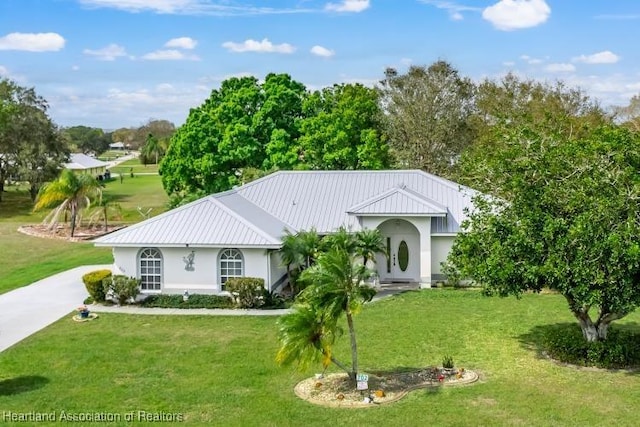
left=103, top=275, right=140, bottom=305
left=442, top=355, right=455, bottom=370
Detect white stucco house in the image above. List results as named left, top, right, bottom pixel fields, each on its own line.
left=94, top=170, right=477, bottom=295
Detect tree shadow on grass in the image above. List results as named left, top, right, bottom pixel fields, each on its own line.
left=0, top=375, right=49, bottom=396
left=517, top=322, right=577, bottom=358
left=517, top=322, right=640, bottom=375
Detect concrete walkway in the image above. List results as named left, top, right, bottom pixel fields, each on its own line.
left=0, top=265, right=111, bottom=352
left=0, top=265, right=417, bottom=353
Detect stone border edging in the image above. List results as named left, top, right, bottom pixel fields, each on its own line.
left=294, top=370, right=479, bottom=408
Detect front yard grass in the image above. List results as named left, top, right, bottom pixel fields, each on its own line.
left=1, top=290, right=639, bottom=426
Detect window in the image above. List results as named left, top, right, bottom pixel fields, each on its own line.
left=139, top=248, right=162, bottom=291
left=219, top=248, right=243, bottom=290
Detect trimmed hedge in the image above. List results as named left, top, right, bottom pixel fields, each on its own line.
left=82, top=269, right=112, bottom=302
left=140, top=294, right=234, bottom=309
left=541, top=323, right=640, bottom=369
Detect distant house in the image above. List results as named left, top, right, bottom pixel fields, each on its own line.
left=94, top=170, right=478, bottom=296
left=109, top=142, right=125, bottom=150
left=65, top=153, right=108, bottom=178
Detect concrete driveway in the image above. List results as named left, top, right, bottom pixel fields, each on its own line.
left=0, top=265, right=109, bottom=352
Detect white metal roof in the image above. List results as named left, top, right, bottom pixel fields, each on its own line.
left=65, top=153, right=108, bottom=170
left=347, top=184, right=448, bottom=217
left=95, top=169, right=477, bottom=247
left=94, top=196, right=284, bottom=247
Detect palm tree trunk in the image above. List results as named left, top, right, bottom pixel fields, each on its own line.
left=70, top=203, right=77, bottom=237
left=346, top=309, right=358, bottom=385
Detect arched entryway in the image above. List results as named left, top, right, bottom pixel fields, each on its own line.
left=375, top=219, right=420, bottom=283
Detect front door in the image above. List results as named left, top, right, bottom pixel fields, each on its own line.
left=376, top=219, right=421, bottom=283
left=388, top=235, right=413, bottom=282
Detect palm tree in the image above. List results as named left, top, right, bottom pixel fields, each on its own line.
left=142, top=133, right=164, bottom=165
left=355, top=228, right=387, bottom=267
left=297, top=228, right=321, bottom=268
left=280, top=230, right=304, bottom=293
left=88, top=195, right=122, bottom=231
left=34, top=169, right=102, bottom=237
left=291, top=248, right=376, bottom=384
left=276, top=304, right=349, bottom=373
left=321, top=226, right=356, bottom=254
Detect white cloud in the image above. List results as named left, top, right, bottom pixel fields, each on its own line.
left=325, top=0, right=370, bottom=13
left=520, top=54, right=544, bottom=65
left=48, top=83, right=210, bottom=128
left=418, top=1, right=482, bottom=21
left=482, top=0, right=551, bottom=31
left=79, top=0, right=314, bottom=15
left=0, top=32, right=65, bottom=52
left=80, top=0, right=195, bottom=13
left=164, top=36, right=197, bottom=49
left=83, top=43, right=128, bottom=61
left=71, top=65, right=80, bottom=71
left=595, top=14, right=640, bottom=20
left=222, top=38, right=295, bottom=54
left=573, top=50, right=620, bottom=64
left=502, top=61, right=515, bottom=67
left=401, top=58, right=413, bottom=66
left=0, top=65, right=9, bottom=77
left=545, top=63, right=576, bottom=73
left=142, top=49, right=200, bottom=60
left=310, top=45, right=335, bottom=58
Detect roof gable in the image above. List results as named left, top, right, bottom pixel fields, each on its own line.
left=94, top=196, right=284, bottom=247
left=347, top=184, right=448, bottom=216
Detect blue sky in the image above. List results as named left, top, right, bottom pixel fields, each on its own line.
left=1, top=0, right=639, bottom=129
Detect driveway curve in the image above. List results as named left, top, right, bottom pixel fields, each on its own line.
left=0, top=265, right=111, bottom=352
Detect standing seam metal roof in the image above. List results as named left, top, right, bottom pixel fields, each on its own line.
left=95, top=170, right=476, bottom=247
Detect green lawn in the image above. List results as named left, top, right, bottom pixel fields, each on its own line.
left=109, top=158, right=160, bottom=175
left=1, top=290, right=639, bottom=426
left=97, top=150, right=129, bottom=162
left=0, top=175, right=169, bottom=294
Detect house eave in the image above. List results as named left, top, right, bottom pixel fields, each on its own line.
left=348, top=212, right=447, bottom=217
left=94, top=242, right=283, bottom=249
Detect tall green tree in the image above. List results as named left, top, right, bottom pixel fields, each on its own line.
left=460, top=74, right=611, bottom=195
left=299, top=83, right=389, bottom=170
left=61, top=126, right=111, bottom=154
left=378, top=61, right=476, bottom=177
left=160, top=74, right=305, bottom=202
left=445, top=126, right=640, bottom=342
left=0, top=78, right=67, bottom=202
left=34, top=169, right=103, bottom=237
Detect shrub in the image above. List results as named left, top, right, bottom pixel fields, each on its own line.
left=103, top=275, right=140, bottom=305
left=541, top=324, right=640, bottom=369
left=225, top=277, right=267, bottom=308
left=140, top=294, right=234, bottom=309
left=82, top=269, right=112, bottom=302
left=262, top=290, right=293, bottom=309
left=442, top=355, right=455, bottom=369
